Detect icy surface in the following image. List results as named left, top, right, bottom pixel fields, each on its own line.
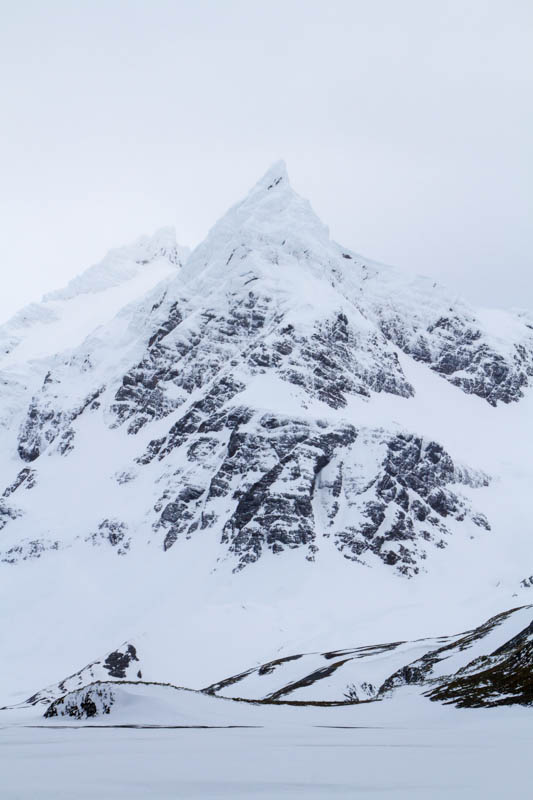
left=1, top=696, right=533, bottom=799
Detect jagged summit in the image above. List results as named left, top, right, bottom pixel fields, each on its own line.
left=179, top=161, right=331, bottom=291
left=251, top=159, right=289, bottom=191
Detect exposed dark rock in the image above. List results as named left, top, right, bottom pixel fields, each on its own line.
left=2, top=467, right=36, bottom=498
left=159, top=485, right=206, bottom=550
left=18, top=386, right=104, bottom=462
left=279, top=312, right=413, bottom=409
left=332, top=433, right=488, bottom=576
left=44, top=684, right=114, bottom=719
left=0, top=501, right=22, bottom=531
left=103, top=645, right=139, bottom=679
left=87, top=520, right=130, bottom=555
left=427, top=617, right=533, bottom=708
left=22, top=641, right=145, bottom=708
left=148, top=407, right=487, bottom=574
left=378, top=310, right=533, bottom=405
left=1, top=538, right=60, bottom=564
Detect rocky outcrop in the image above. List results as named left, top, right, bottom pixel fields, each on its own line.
left=426, top=619, right=533, bottom=708
left=0, top=537, right=59, bottom=564
left=2, top=468, right=36, bottom=498
left=23, top=642, right=144, bottom=707
left=86, top=519, right=131, bottom=555
left=148, top=405, right=489, bottom=575
left=18, top=382, right=103, bottom=462
left=378, top=311, right=533, bottom=405
left=0, top=501, right=21, bottom=532
left=110, top=287, right=413, bottom=437
left=44, top=683, right=115, bottom=719
left=330, top=432, right=490, bottom=576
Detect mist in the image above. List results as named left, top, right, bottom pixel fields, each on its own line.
left=1, top=0, right=531, bottom=322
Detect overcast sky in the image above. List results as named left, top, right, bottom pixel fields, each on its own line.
left=1, top=0, right=531, bottom=323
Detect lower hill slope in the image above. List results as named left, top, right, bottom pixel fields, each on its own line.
left=4, top=604, right=531, bottom=720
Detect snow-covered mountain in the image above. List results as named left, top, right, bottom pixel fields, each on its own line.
left=1, top=163, right=533, bottom=713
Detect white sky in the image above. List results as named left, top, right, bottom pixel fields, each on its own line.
left=1, top=0, right=531, bottom=324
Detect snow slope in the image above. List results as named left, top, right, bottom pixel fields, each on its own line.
left=206, top=606, right=533, bottom=704
left=0, top=227, right=187, bottom=369
left=10, top=603, right=529, bottom=714
left=0, top=228, right=188, bottom=487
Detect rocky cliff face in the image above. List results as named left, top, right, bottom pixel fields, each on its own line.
left=1, top=163, right=532, bottom=710
left=1, top=162, right=522, bottom=575
left=149, top=411, right=489, bottom=576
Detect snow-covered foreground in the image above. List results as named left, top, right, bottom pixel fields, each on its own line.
left=2, top=697, right=532, bottom=799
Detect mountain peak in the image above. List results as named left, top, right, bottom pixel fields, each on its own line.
left=180, top=161, right=330, bottom=289
left=253, top=159, right=289, bottom=192
left=2, top=163, right=533, bottom=722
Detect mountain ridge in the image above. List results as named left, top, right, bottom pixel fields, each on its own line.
left=1, top=163, right=532, bottom=709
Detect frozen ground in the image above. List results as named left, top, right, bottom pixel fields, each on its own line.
left=1, top=696, right=532, bottom=799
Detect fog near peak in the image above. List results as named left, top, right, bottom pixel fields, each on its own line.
left=1, top=0, right=531, bottom=323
